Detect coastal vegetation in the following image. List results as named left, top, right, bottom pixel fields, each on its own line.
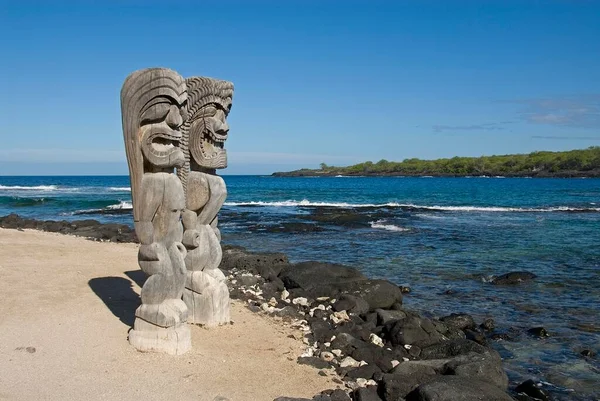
left=273, top=147, right=600, bottom=177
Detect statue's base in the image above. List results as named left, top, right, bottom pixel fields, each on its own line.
left=183, top=283, right=230, bottom=327
left=128, top=319, right=191, bottom=355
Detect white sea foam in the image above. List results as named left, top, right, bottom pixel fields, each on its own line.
left=403, top=204, right=600, bottom=212
left=224, top=199, right=403, bottom=208
left=224, top=199, right=600, bottom=213
left=71, top=200, right=133, bottom=215
left=108, top=187, right=131, bottom=191
left=370, top=220, right=410, bottom=232
left=107, top=201, right=133, bottom=210
left=416, top=213, right=446, bottom=219
left=0, top=185, right=58, bottom=191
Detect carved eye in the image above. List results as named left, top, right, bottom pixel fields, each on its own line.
left=197, top=105, right=217, bottom=118
left=141, top=101, right=172, bottom=125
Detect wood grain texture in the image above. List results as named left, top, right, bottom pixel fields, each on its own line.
left=121, top=68, right=191, bottom=353
left=179, top=76, right=234, bottom=326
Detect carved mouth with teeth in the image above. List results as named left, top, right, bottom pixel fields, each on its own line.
left=199, top=129, right=226, bottom=157
left=141, top=129, right=185, bottom=168
left=190, top=119, right=228, bottom=169
left=149, top=133, right=182, bottom=157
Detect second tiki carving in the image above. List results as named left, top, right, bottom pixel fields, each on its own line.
left=179, top=76, right=233, bottom=326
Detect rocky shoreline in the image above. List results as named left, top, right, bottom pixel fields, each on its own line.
left=0, top=214, right=549, bottom=401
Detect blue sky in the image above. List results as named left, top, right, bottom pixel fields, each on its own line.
left=1, top=0, right=599, bottom=175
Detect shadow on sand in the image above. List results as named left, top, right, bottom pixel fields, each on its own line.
left=88, top=271, right=146, bottom=327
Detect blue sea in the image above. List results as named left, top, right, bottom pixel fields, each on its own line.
left=1, top=175, right=599, bottom=399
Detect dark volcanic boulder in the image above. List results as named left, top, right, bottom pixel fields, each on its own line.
left=440, top=313, right=476, bottom=331
left=444, top=351, right=509, bottom=390
left=279, top=262, right=367, bottom=295
left=491, top=271, right=537, bottom=285
left=382, top=362, right=438, bottom=400
left=420, top=339, right=488, bottom=360
left=352, top=387, right=383, bottom=401
left=280, top=263, right=403, bottom=310
left=386, top=316, right=443, bottom=348
left=406, top=376, right=514, bottom=401
left=376, top=309, right=408, bottom=326
left=515, top=379, right=549, bottom=401
left=220, top=248, right=289, bottom=275
left=527, top=327, right=549, bottom=338
left=0, top=214, right=137, bottom=242
left=343, top=279, right=403, bottom=311
left=333, top=294, right=370, bottom=315
left=0, top=213, right=23, bottom=228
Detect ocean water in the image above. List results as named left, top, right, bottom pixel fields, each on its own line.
left=1, top=175, right=599, bottom=399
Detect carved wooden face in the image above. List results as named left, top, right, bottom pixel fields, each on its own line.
left=140, top=96, right=186, bottom=168
left=189, top=102, right=230, bottom=169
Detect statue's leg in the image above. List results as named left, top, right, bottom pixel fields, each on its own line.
left=182, top=225, right=230, bottom=326
left=130, top=243, right=191, bottom=355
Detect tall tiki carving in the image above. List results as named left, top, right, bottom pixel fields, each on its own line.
left=121, top=68, right=191, bottom=354
left=178, top=76, right=233, bottom=326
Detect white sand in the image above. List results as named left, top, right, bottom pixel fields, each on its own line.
left=0, top=228, right=336, bottom=401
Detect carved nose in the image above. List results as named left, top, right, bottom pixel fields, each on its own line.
left=166, top=105, right=183, bottom=128
left=217, top=121, right=229, bottom=134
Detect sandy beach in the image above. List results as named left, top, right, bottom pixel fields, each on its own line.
left=0, top=228, right=336, bottom=401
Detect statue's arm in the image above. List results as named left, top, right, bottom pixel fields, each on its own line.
left=134, top=175, right=164, bottom=245
left=135, top=176, right=168, bottom=276
left=181, top=209, right=200, bottom=248
left=197, top=175, right=227, bottom=225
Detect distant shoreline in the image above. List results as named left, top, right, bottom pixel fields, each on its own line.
left=274, top=147, right=600, bottom=178
left=272, top=170, right=600, bottom=178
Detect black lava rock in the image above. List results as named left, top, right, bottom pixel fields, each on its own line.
left=382, top=363, right=437, bottom=400
left=440, top=313, right=476, bottom=331
left=527, top=327, right=549, bottom=338
left=220, top=248, right=289, bottom=273
left=420, top=339, right=487, bottom=360
left=352, top=387, right=383, bottom=401
left=333, top=294, right=370, bottom=315
left=491, top=271, right=537, bottom=285
left=515, top=379, right=549, bottom=401
left=481, top=318, right=495, bottom=332
left=386, top=316, right=443, bottom=348
left=405, top=376, right=514, bottom=401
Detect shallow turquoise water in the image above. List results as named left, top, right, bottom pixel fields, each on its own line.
left=1, top=175, right=599, bottom=399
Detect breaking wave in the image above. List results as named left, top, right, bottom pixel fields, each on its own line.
left=224, top=200, right=404, bottom=208
left=370, top=220, right=410, bottom=232
left=107, top=201, right=133, bottom=210
left=72, top=201, right=133, bottom=215
left=0, top=185, right=58, bottom=191
left=224, top=199, right=600, bottom=213
left=108, top=187, right=131, bottom=192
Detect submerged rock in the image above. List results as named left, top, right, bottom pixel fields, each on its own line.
left=527, top=327, right=550, bottom=338
left=515, top=379, right=549, bottom=401
left=491, top=271, right=537, bottom=285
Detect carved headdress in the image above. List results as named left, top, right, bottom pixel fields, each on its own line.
left=121, top=68, right=187, bottom=222
left=178, top=77, right=234, bottom=193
